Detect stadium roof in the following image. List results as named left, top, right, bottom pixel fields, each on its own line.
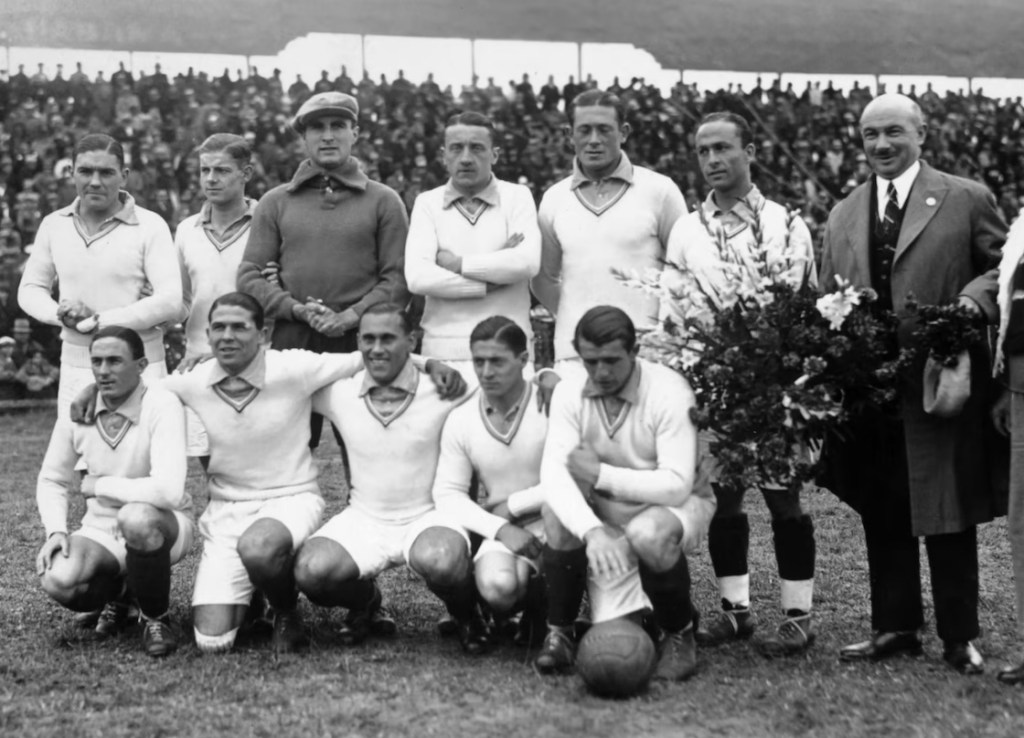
left=5, top=0, right=1024, bottom=78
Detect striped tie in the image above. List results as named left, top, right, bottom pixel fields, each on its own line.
left=882, top=182, right=900, bottom=238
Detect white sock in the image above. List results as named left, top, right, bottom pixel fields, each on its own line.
left=781, top=579, right=814, bottom=613
left=719, top=575, right=750, bottom=609
left=194, top=627, right=238, bottom=654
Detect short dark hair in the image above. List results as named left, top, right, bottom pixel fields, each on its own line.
left=698, top=112, right=754, bottom=148
left=91, top=325, right=145, bottom=360
left=196, top=133, right=252, bottom=166
left=568, top=89, right=626, bottom=127
left=74, top=134, right=126, bottom=168
left=361, top=302, right=414, bottom=335
left=573, top=306, right=636, bottom=353
left=445, top=111, right=496, bottom=145
left=470, top=316, right=528, bottom=356
left=209, top=291, right=265, bottom=329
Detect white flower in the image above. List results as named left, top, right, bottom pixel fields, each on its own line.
left=816, top=280, right=862, bottom=330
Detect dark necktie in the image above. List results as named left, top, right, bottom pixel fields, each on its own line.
left=881, top=182, right=900, bottom=239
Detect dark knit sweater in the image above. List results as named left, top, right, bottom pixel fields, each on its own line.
left=238, top=158, right=410, bottom=321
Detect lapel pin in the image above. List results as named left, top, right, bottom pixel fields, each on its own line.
left=925, top=197, right=936, bottom=206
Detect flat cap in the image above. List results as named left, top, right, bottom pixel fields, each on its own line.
left=292, top=92, right=359, bottom=132
left=0, top=336, right=14, bottom=347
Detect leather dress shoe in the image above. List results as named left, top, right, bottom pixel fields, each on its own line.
left=839, top=631, right=923, bottom=662
left=943, top=641, right=984, bottom=675
left=997, top=660, right=1024, bottom=685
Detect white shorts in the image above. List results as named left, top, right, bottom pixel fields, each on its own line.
left=74, top=506, right=195, bottom=574
left=192, top=492, right=325, bottom=607
left=58, top=343, right=167, bottom=420
left=474, top=516, right=545, bottom=572
left=586, top=494, right=715, bottom=624
left=310, top=507, right=469, bottom=579
left=184, top=406, right=210, bottom=457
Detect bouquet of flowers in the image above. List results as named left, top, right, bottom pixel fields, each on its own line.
left=618, top=209, right=901, bottom=493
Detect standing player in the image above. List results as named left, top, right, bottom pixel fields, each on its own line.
left=536, top=306, right=715, bottom=680
left=36, top=326, right=194, bottom=657
left=531, top=90, right=686, bottom=377
left=177, top=134, right=256, bottom=365
left=405, top=112, right=541, bottom=386
left=19, top=134, right=183, bottom=418
left=237, top=91, right=409, bottom=451
left=665, top=112, right=818, bottom=656
left=294, top=304, right=488, bottom=653
left=431, top=316, right=547, bottom=643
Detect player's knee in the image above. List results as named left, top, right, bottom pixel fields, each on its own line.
left=117, top=503, right=166, bottom=549
left=293, top=543, right=347, bottom=594
left=237, top=523, right=292, bottom=574
left=477, top=569, right=522, bottom=613
left=194, top=627, right=238, bottom=655
left=40, top=568, right=83, bottom=605
left=626, top=512, right=681, bottom=568
left=409, top=529, right=469, bottom=586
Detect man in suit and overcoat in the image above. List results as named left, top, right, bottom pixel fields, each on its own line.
left=819, top=93, right=1006, bottom=674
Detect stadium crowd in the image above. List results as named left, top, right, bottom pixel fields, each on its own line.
left=2, top=62, right=1024, bottom=359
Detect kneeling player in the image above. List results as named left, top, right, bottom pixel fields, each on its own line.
left=72, top=294, right=464, bottom=655
left=536, top=306, right=715, bottom=680
left=432, top=316, right=547, bottom=644
left=36, top=326, right=195, bottom=657
left=294, top=304, right=486, bottom=651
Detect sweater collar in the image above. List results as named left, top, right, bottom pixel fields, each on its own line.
left=358, top=358, right=419, bottom=397
left=286, top=158, right=368, bottom=193
left=442, top=176, right=501, bottom=209
left=206, top=347, right=268, bottom=389
left=570, top=153, right=634, bottom=191
left=96, top=381, right=147, bottom=425
left=57, top=191, right=140, bottom=225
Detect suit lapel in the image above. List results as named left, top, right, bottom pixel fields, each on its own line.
left=895, top=164, right=947, bottom=263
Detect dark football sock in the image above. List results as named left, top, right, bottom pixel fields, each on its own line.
left=427, top=577, right=478, bottom=622
left=708, top=513, right=750, bottom=579
left=519, top=572, right=548, bottom=622
left=125, top=540, right=172, bottom=619
left=639, top=555, right=693, bottom=633
left=543, top=546, right=587, bottom=628
left=773, top=514, right=816, bottom=581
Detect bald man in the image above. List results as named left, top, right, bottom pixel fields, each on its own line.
left=819, top=94, right=1005, bottom=675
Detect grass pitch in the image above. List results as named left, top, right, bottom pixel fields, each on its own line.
left=3, top=407, right=1024, bottom=737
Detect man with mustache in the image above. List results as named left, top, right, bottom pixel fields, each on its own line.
left=820, top=93, right=1005, bottom=675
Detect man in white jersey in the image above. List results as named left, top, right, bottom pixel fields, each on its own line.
left=535, top=306, right=715, bottom=681
left=36, top=325, right=194, bottom=657
left=431, top=316, right=547, bottom=645
left=531, top=90, right=686, bottom=379
left=175, top=133, right=257, bottom=456
left=73, top=292, right=463, bottom=655
left=19, top=133, right=183, bottom=418
left=177, top=133, right=257, bottom=365
left=405, top=111, right=541, bottom=387
left=294, top=303, right=490, bottom=653
left=664, top=112, right=818, bottom=657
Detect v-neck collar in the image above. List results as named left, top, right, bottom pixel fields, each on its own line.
left=479, top=383, right=531, bottom=446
